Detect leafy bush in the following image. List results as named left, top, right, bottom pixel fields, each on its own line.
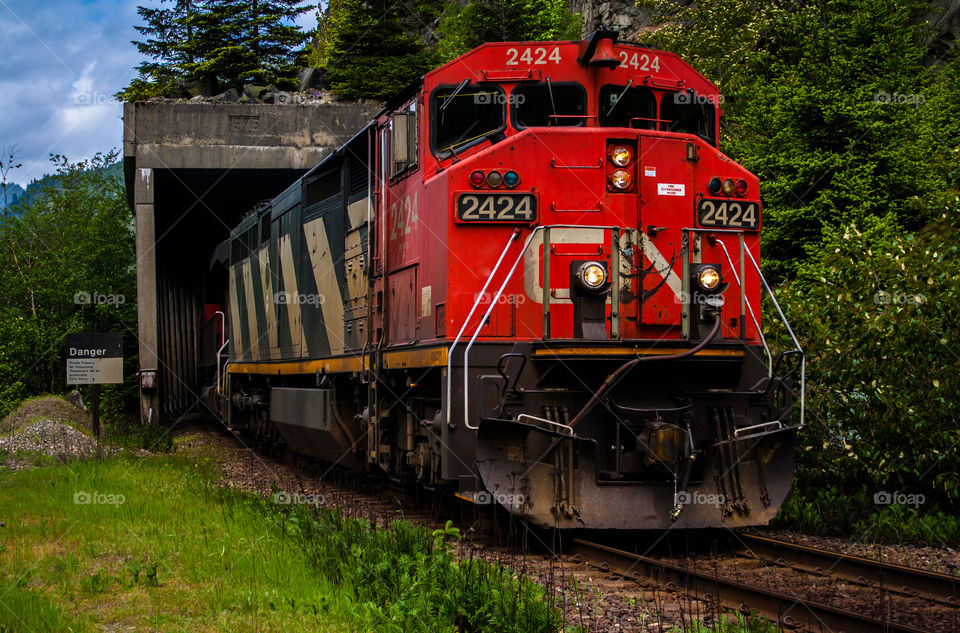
left=641, top=0, right=960, bottom=280
left=768, top=202, right=960, bottom=544
left=0, top=153, right=138, bottom=422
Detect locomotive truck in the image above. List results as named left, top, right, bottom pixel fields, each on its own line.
left=216, top=30, right=805, bottom=529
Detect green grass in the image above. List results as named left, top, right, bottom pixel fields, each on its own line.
left=0, top=452, right=338, bottom=632
left=670, top=613, right=782, bottom=633
left=0, top=445, right=562, bottom=632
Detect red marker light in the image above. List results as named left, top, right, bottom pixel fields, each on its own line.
left=469, top=170, right=485, bottom=187
left=735, top=179, right=748, bottom=196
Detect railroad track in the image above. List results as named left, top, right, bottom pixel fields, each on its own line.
left=568, top=537, right=958, bottom=633
left=736, top=534, right=960, bottom=606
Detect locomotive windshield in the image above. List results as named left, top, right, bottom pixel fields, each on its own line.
left=431, top=84, right=505, bottom=155
left=597, top=85, right=717, bottom=145
left=598, top=84, right=656, bottom=129
left=512, top=83, right=587, bottom=127
left=659, top=93, right=716, bottom=144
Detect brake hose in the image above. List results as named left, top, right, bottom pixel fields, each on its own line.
left=569, top=315, right=723, bottom=428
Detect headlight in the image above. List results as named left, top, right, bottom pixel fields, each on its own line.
left=609, top=145, right=632, bottom=167
left=697, top=266, right=721, bottom=291
left=577, top=262, right=607, bottom=290
left=609, top=169, right=632, bottom=190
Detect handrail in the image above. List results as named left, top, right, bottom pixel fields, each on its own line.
left=215, top=310, right=225, bottom=349
left=714, top=238, right=772, bottom=375
left=216, top=338, right=230, bottom=397
left=517, top=413, right=574, bottom=436
left=201, top=310, right=226, bottom=350
left=459, top=224, right=621, bottom=430
left=450, top=223, right=805, bottom=431
left=743, top=246, right=806, bottom=426
left=686, top=227, right=805, bottom=425
left=445, top=229, right=521, bottom=428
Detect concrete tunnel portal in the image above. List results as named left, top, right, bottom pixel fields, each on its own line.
left=124, top=102, right=380, bottom=425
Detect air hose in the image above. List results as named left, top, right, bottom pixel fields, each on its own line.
left=569, top=315, right=722, bottom=428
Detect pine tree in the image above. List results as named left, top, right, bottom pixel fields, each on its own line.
left=119, top=0, right=312, bottom=100
left=248, top=0, right=313, bottom=85
left=322, top=0, right=437, bottom=101
left=122, top=0, right=202, bottom=99
left=436, top=0, right=582, bottom=62
left=180, top=0, right=255, bottom=89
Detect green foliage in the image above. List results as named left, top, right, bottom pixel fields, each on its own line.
left=0, top=152, right=137, bottom=422
left=320, top=0, right=439, bottom=101
left=673, top=612, right=781, bottom=633
left=766, top=201, right=960, bottom=544
left=291, top=505, right=562, bottom=632
left=641, top=0, right=960, bottom=543
left=435, top=0, right=583, bottom=61
left=183, top=0, right=310, bottom=90
left=102, top=414, right=174, bottom=452
left=118, top=0, right=311, bottom=99
left=641, top=0, right=960, bottom=279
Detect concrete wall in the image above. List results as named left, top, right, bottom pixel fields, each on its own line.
left=124, top=101, right=381, bottom=425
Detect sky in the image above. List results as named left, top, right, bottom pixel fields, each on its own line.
left=0, top=0, right=318, bottom=187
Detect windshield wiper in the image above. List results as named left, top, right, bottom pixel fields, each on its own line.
left=440, top=78, right=470, bottom=111
left=606, top=79, right=634, bottom=118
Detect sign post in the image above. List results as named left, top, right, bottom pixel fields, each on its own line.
left=66, top=333, right=123, bottom=441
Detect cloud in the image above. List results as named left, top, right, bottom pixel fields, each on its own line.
left=0, top=0, right=143, bottom=185
left=0, top=0, right=320, bottom=187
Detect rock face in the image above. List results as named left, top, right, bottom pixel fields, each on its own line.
left=930, top=0, right=960, bottom=57
left=571, top=0, right=660, bottom=42
left=568, top=0, right=959, bottom=53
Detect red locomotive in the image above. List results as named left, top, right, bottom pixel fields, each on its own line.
left=220, top=30, right=805, bottom=529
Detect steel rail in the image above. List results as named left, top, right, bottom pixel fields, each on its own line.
left=569, top=538, right=932, bottom=633
left=738, top=534, right=960, bottom=606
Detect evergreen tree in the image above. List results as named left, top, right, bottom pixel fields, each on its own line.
left=183, top=0, right=311, bottom=89
left=322, top=0, right=437, bottom=101
left=248, top=0, right=313, bottom=85
left=180, top=0, right=255, bottom=89
left=123, top=0, right=202, bottom=99
left=436, top=0, right=582, bottom=61
left=119, top=0, right=312, bottom=100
